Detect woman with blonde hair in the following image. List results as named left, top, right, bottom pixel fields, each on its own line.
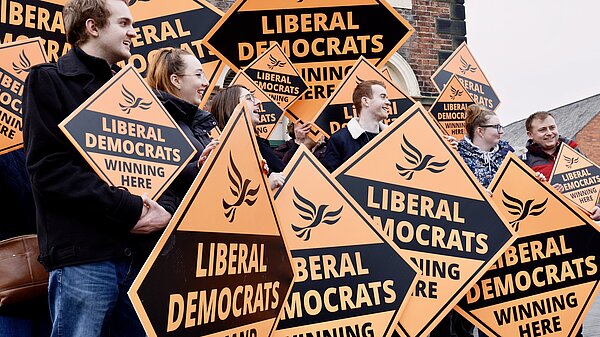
left=145, top=47, right=218, bottom=215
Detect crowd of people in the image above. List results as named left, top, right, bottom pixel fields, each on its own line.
left=0, top=0, right=598, bottom=336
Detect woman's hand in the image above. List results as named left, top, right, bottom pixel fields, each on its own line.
left=197, top=139, right=219, bottom=169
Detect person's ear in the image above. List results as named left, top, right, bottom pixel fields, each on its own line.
left=527, top=130, right=533, bottom=139
left=362, top=96, right=369, bottom=107
left=170, top=74, right=181, bottom=90
left=85, top=19, right=100, bottom=38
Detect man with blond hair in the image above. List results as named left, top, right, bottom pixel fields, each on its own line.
left=23, top=0, right=170, bottom=335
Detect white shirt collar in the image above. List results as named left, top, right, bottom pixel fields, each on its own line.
left=347, top=117, right=388, bottom=140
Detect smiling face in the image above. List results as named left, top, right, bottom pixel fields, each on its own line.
left=238, top=87, right=262, bottom=126
left=173, top=54, right=209, bottom=106
left=362, top=84, right=391, bottom=121
left=527, top=115, right=559, bottom=153
left=93, top=0, right=136, bottom=64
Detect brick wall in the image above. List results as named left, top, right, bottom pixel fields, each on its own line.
left=576, top=112, right=600, bottom=165
left=397, top=0, right=466, bottom=98
left=205, top=0, right=467, bottom=100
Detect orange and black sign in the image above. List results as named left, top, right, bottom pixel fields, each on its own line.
left=243, top=43, right=308, bottom=111
left=428, top=74, right=475, bottom=140
left=59, top=65, right=197, bottom=200
left=272, top=146, right=419, bottom=337
left=431, top=42, right=500, bottom=112
left=0, top=37, right=47, bottom=155
left=549, top=143, right=600, bottom=214
left=203, top=0, right=414, bottom=124
left=457, top=153, right=600, bottom=337
left=126, top=0, right=225, bottom=107
left=0, top=0, right=69, bottom=63
left=0, top=0, right=223, bottom=107
left=129, top=102, right=295, bottom=337
left=310, top=56, right=415, bottom=138
left=230, top=71, right=285, bottom=139
left=334, top=103, right=516, bottom=337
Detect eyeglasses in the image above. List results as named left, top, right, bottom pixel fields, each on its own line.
left=240, top=93, right=256, bottom=103
left=179, top=72, right=207, bottom=80
left=480, top=124, right=503, bottom=132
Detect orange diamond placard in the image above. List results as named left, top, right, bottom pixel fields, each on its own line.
left=59, top=65, right=197, bottom=200
left=431, top=42, right=500, bottom=112
left=428, top=74, right=475, bottom=140
left=334, top=103, right=516, bottom=337
left=203, top=0, right=414, bottom=124
left=273, top=146, right=419, bottom=337
left=129, top=102, right=295, bottom=337
left=243, top=44, right=308, bottom=111
left=550, top=143, right=600, bottom=214
left=457, top=153, right=600, bottom=337
left=0, top=37, right=48, bottom=155
left=127, top=0, right=225, bottom=108
left=0, top=0, right=69, bottom=63
left=230, top=71, right=285, bottom=139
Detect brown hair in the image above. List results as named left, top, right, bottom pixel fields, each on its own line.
left=63, top=0, right=127, bottom=46
left=525, top=111, right=554, bottom=131
left=146, top=47, right=193, bottom=97
left=209, top=85, right=248, bottom=130
left=464, top=104, right=496, bottom=139
left=352, top=80, right=386, bottom=115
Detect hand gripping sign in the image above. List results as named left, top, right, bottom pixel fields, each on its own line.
left=59, top=65, right=197, bottom=200
left=456, top=153, right=600, bottom=337
left=428, top=74, right=475, bottom=140
left=334, top=103, right=517, bottom=337
left=431, top=42, right=501, bottom=112
left=230, top=71, right=286, bottom=139
left=310, top=56, right=415, bottom=139
left=242, top=43, right=308, bottom=111
left=0, top=37, right=47, bottom=154
left=549, top=143, right=600, bottom=214
left=128, top=102, right=295, bottom=337
left=272, top=146, right=419, bottom=337
left=203, top=0, right=414, bottom=124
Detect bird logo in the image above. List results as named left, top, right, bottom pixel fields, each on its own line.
left=459, top=56, right=477, bottom=74
left=564, top=156, right=579, bottom=169
left=290, top=188, right=342, bottom=241
left=12, top=50, right=31, bottom=74
left=396, top=135, right=449, bottom=180
left=118, top=85, right=152, bottom=114
left=501, top=190, right=547, bottom=232
left=267, top=55, right=286, bottom=70
left=449, top=86, right=463, bottom=100
left=223, top=152, right=260, bottom=222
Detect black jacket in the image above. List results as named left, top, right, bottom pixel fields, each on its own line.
left=154, top=90, right=217, bottom=214
left=23, top=48, right=143, bottom=270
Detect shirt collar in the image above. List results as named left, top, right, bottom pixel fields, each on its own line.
left=347, top=117, right=387, bottom=139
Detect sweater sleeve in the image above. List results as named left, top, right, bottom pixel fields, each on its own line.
left=321, top=137, right=344, bottom=173
left=23, top=66, right=143, bottom=230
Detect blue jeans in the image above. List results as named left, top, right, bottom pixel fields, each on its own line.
left=0, top=314, right=51, bottom=337
left=48, top=258, right=145, bottom=337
